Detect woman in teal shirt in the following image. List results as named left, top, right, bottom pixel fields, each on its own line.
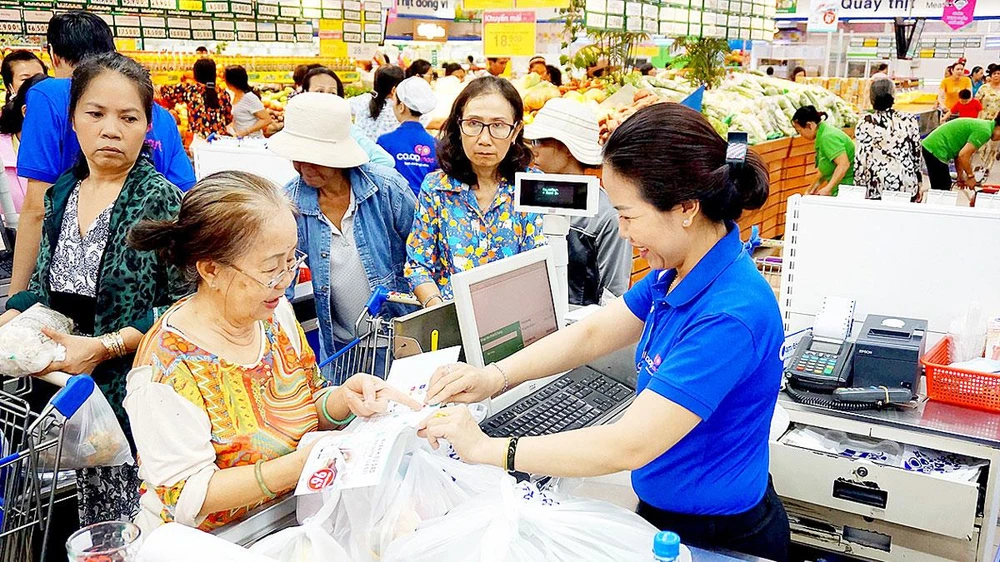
left=793, top=105, right=855, bottom=196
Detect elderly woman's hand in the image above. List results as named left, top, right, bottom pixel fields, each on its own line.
left=340, top=373, right=422, bottom=417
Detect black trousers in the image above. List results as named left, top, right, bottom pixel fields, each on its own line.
left=922, top=147, right=953, bottom=191
left=637, top=479, right=790, bottom=562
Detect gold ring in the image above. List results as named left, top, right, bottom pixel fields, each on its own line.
left=432, top=412, right=448, bottom=419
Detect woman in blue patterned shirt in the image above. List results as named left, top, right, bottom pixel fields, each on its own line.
left=405, top=76, right=545, bottom=308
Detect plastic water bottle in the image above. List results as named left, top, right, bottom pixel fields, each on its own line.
left=653, top=531, right=692, bottom=561
left=653, top=531, right=681, bottom=561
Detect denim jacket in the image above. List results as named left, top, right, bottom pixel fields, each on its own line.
left=285, top=164, right=416, bottom=363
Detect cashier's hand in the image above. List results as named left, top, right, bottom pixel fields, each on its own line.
left=341, top=373, right=422, bottom=417
left=417, top=406, right=492, bottom=464
left=425, top=363, right=503, bottom=405
left=37, top=329, right=108, bottom=377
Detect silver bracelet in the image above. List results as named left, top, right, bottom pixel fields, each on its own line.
left=490, top=362, right=510, bottom=397
left=420, top=293, right=443, bottom=308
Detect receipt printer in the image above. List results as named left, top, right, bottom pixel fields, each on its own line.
left=852, top=314, right=928, bottom=392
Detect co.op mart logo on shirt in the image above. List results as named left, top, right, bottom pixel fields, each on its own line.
left=397, top=145, right=436, bottom=165
left=640, top=353, right=663, bottom=375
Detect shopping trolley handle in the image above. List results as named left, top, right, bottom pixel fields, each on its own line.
left=50, top=375, right=95, bottom=419
left=365, top=287, right=420, bottom=315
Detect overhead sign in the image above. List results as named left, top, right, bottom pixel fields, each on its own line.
left=483, top=10, right=535, bottom=57
left=395, top=0, right=454, bottom=18
left=942, top=0, right=976, bottom=30
left=779, top=0, right=999, bottom=19
left=807, top=1, right=839, bottom=31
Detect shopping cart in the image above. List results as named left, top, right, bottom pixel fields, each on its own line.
left=317, top=286, right=420, bottom=385
left=0, top=374, right=89, bottom=561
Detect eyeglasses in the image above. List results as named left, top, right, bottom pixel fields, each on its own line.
left=228, top=249, right=308, bottom=290
left=459, top=119, right=517, bottom=140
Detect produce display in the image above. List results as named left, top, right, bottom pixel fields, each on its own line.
left=515, top=70, right=859, bottom=145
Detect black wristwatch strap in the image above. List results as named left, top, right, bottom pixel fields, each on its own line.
left=506, top=436, right=520, bottom=474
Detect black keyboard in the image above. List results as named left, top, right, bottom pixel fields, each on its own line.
left=0, top=254, right=12, bottom=282
left=480, top=367, right=634, bottom=438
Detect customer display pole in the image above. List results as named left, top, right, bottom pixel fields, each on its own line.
left=542, top=214, right=572, bottom=324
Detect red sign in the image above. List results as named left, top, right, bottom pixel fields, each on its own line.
left=307, top=467, right=337, bottom=491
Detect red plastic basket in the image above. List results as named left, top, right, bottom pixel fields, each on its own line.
left=922, top=335, right=1000, bottom=413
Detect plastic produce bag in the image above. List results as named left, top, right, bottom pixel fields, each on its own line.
left=382, top=478, right=658, bottom=562
left=323, top=434, right=506, bottom=561
left=0, top=304, right=74, bottom=377
left=37, top=375, right=133, bottom=470
left=250, top=493, right=350, bottom=562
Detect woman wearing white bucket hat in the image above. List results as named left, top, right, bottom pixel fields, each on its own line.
left=270, top=93, right=417, bottom=383
left=523, top=98, right=631, bottom=306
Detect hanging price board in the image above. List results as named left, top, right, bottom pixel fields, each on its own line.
left=464, top=0, right=512, bottom=10
left=483, top=10, right=535, bottom=57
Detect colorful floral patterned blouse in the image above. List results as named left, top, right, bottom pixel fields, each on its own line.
left=159, top=83, right=233, bottom=137
left=125, top=298, right=323, bottom=533
left=405, top=171, right=546, bottom=299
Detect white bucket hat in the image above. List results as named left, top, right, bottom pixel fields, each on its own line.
left=523, top=98, right=602, bottom=166
left=267, top=92, right=369, bottom=169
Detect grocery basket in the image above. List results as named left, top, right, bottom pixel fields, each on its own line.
left=317, top=287, right=419, bottom=385
left=921, top=335, right=1000, bottom=413
left=753, top=236, right=783, bottom=302
left=0, top=373, right=89, bottom=561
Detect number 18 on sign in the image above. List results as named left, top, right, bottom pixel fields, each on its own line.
left=483, top=10, right=536, bottom=57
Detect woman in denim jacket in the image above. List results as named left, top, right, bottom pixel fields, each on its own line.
left=271, top=93, right=416, bottom=383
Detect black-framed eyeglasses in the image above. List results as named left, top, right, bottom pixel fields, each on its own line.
left=459, top=119, right=517, bottom=140
left=228, top=249, right=308, bottom=290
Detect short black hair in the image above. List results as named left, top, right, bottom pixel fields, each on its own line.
left=790, top=66, right=806, bottom=80
left=765, top=66, right=774, bottom=76
left=1, top=50, right=47, bottom=101
left=47, top=12, right=116, bottom=66
left=875, top=63, right=889, bottom=72
left=196, top=46, right=209, bottom=53
left=0, top=73, right=49, bottom=135
left=603, top=103, right=769, bottom=223
left=959, top=88, right=972, bottom=100
left=303, top=67, right=344, bottom=97
left=444, top=62, right=463, bottom=76
left=369, top=65, right=403, bottom=119
left=437, top=76, right=531, bottom=186
left=406, top=59, right=432, bottom=79
left=70, top=53, right=154, bottom=179
left=638, top=62, right=654, bottom=75
left=193, top=58, right=220, bottom=110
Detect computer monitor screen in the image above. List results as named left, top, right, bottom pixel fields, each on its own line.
left=452, top=247, right=563, bottom=368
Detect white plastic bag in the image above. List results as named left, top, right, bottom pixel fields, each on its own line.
left=381, top=478, right=659, bottom=562
left=325, top=433, right=506, bottom=561
left=38, top=375, right=133, bottom=470
left=250, top=494, right=350, bottom=562
left=0, top=304, right=73, bottom=377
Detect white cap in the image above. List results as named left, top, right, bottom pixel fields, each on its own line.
left=523, top=98, right=602, bottom=166
left=395, top=77, right=438, bottom=115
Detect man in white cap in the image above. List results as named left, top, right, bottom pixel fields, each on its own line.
left=269, top=92, right=416, bottom=382
left=377, top=76, right=439, bottom=195
left=523, top=98, right=632, bottom=306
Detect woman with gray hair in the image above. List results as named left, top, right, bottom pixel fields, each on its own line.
left=855, top=79, right=922, bottom=200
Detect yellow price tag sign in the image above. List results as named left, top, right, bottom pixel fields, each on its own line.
left=515, top=0, right=568, bottom=8
left=179, top=0, right=203, bottom=10
left=482, top=10, right=536, bottom=58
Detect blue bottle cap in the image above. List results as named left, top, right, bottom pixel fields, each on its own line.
left=653, top=531, right=681, bottom=559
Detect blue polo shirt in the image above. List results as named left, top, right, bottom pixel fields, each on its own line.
left=376, top=121, right=437, bottom=196
left=623, top=223, right=783, bottom=515
left=18, top=78, right=196, bottom=190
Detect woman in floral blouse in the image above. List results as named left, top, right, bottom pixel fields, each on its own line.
left=855, top=79, right=922, bottom=200
left=159, top=58, right=232, bottom=138
left=405, top=76, right=544, bottom=308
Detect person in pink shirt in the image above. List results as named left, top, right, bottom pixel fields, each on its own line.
left=0, top=72, right=50, bottom=215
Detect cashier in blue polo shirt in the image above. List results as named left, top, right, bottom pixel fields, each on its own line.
left=417, top=103, right=790, bottom=561
left=376, top=76, right=439, bottom=196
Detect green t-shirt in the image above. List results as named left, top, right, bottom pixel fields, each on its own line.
left=922, top=118, right=994, bottom=163
left=815, top=121, right=855, bottom=194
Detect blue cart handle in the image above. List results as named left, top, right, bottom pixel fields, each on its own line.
left=50, top=375, right=95, bottom=420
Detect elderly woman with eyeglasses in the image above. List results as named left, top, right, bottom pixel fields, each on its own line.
left=405, top=76, right=545, bottom=309
left=125, top=171, right=419, bottom=533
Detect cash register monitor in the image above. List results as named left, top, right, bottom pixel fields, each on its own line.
left=452, top=246, right=564, bottom=372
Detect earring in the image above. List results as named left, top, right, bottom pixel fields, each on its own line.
left=683, top=220, right=691, bottom=227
